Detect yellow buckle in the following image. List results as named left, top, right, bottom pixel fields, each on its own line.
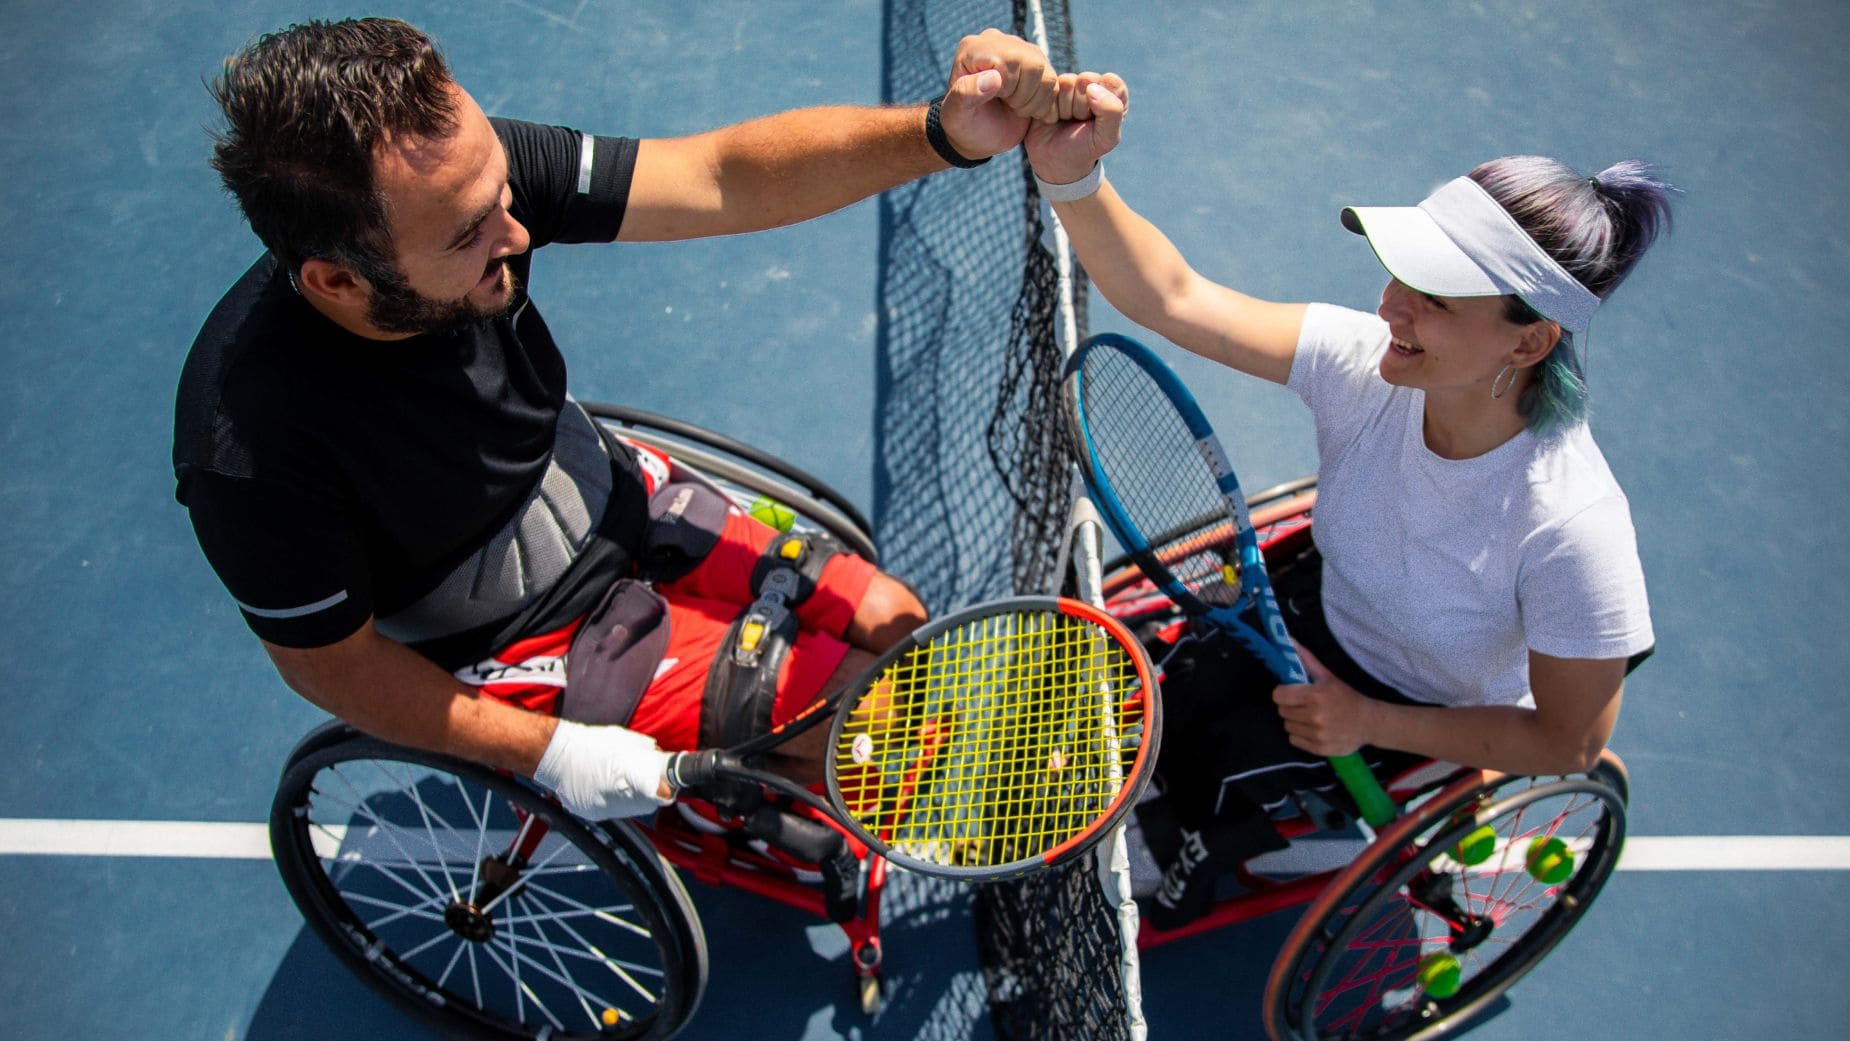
left=739, top=619, right=766, bottom=653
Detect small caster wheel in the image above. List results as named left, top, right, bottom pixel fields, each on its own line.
left=858, top=974, right=884, bottom=1014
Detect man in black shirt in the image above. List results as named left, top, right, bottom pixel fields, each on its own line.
left=175, top=18, right=1072, bottom=819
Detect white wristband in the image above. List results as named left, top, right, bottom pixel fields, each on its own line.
left=533, top=719, right=674, bottom=820
left=1034, top=162, right=1104, bottom=203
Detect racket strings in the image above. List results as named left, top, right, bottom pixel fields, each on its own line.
left=1080, top=350, right=1241, bottom=599
left=832, top=609, right=1148, bottom=872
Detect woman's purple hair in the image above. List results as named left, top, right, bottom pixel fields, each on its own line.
left=1468, top=156, right=1676, bottom=434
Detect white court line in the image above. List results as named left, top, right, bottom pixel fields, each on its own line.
left=0, top=819, right=275, bottom=859
left=1617, top=836, right=1850, bottom=871
left=3, top=819, right=1850, bottom=870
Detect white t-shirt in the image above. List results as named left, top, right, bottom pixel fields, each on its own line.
left=1286, top=303, right=1654, bottom=708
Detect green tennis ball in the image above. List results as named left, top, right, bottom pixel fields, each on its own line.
left=1525, top=836, right=1574, bottom=884
left=1452, top=825, right=1498, bottom=866
left=748, top=496, right=796, bottom=532
left=1416, top=952, right=1461, bottom=999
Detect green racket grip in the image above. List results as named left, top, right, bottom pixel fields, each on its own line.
left=1329, top=752, right=1397, bottom=828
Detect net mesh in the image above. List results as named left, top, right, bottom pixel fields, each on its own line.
left=876, top=2, right=1134, bottom=1039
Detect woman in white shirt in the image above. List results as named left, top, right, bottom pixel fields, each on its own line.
left=1024, top=76, right=1673, bottom=924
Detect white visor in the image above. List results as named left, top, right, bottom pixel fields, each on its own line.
left=1342, top=177, right=1599, bottom=336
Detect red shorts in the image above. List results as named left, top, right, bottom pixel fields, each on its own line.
left=459, top=442, right=877, bottom=751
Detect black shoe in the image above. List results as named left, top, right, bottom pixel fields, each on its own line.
left=1139, top=801, right=1291, bottom=931
left=1143, top=820, right=1219, bottom=929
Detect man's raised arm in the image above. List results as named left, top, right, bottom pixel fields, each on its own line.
left=617, top=29, right=1059, bottom=242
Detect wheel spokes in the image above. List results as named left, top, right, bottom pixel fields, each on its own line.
left=298, top=752, right=678, bottom=1035
left=1300, top=775, right=1621, bottom=1039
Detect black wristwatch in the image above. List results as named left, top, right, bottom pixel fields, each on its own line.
left=925, top=94, right=990, bottom=169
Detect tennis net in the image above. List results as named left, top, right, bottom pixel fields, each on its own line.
left=876, top=2, right=1142, bottom=1039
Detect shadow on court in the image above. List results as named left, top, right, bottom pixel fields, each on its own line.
left=248, top=931, right=433, bottom=1041
left=247, top=870, right=997, bottom=1041
left=247, top=881, right=1521, bottom=1041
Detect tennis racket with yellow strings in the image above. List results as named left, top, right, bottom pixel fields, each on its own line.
left=667, top=596, right=1161, bottom=882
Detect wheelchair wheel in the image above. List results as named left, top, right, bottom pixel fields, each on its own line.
left=1263, top=753, right=1628, bottom=1041
left=271, top=722, right=708, bottom=1041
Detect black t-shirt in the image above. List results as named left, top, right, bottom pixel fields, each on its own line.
left=174, top=119, right=646, bottom=668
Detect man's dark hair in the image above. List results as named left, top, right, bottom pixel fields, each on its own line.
left=209, top=18, right=459, bottom=280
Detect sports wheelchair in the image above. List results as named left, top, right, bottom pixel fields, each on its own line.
left=1103, top=479, right=1630, bottom=1041
left=269, top=403, right=897, bottom=1041
left=267, top=409, right=1628, bottom=1041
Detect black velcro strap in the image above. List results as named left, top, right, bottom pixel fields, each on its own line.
left=699, top=602, right=797, bottom=749
left=749, top=530, right=845, bottom=609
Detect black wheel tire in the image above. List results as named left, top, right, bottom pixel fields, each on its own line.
left=271, top=723, right=707, bottom=1040
left=1263, top=754, right=1627, bottom=1041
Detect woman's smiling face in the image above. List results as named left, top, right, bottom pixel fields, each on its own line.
left=1373, top=278, right=1535, bottom=397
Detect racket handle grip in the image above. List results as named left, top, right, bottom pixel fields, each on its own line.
left=1330, top=753, right=1397, bottom=828
left=666, top=749, right=725, bottom=796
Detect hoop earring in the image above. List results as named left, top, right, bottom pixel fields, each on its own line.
left=1490, top=365, right=1519, bottom=400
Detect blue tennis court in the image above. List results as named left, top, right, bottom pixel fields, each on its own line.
left=2, top=1, right=1847, bottom=1039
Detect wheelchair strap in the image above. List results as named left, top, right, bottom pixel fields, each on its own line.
left=698, top=530, right=844, bottom=750
left=699, top=591, right=798, bottom=750
left=749, top=530, right=845, bottom=611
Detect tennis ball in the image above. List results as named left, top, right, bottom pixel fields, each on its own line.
left=1525, top=836, right=1574, bottom=885
left=1416, top=952, right=1461, bottom=999
left=1452, top=825, right=1498, bottom=866
left=601, top=1007, right=621, bottom=1026
left=747, top=495, right=796, bottom=532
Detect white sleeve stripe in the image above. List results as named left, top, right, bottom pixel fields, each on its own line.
left=577, top=132, right=595, bottom=195
left=236, top=590, right=349, bottom=619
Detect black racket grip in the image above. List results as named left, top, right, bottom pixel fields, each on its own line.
left=666, top=749, right=727, bottom=796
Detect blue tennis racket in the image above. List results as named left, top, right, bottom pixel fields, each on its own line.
left=1062, top=332, right=1396, bottom=827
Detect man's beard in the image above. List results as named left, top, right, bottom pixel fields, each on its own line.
left=365, top=258, right=519, bottom=336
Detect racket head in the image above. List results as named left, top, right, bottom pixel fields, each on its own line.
left=1064, top=332, right=1310, bottom=684
left=823, top=596, right=1161, bottom=882
left=1062, top=333, right=1255, bottom=618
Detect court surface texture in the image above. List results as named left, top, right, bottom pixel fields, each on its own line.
left=1, top=2, right=1845, bottom=1039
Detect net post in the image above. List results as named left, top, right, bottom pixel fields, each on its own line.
left=1069, top=490, right=1151, bottom=1041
